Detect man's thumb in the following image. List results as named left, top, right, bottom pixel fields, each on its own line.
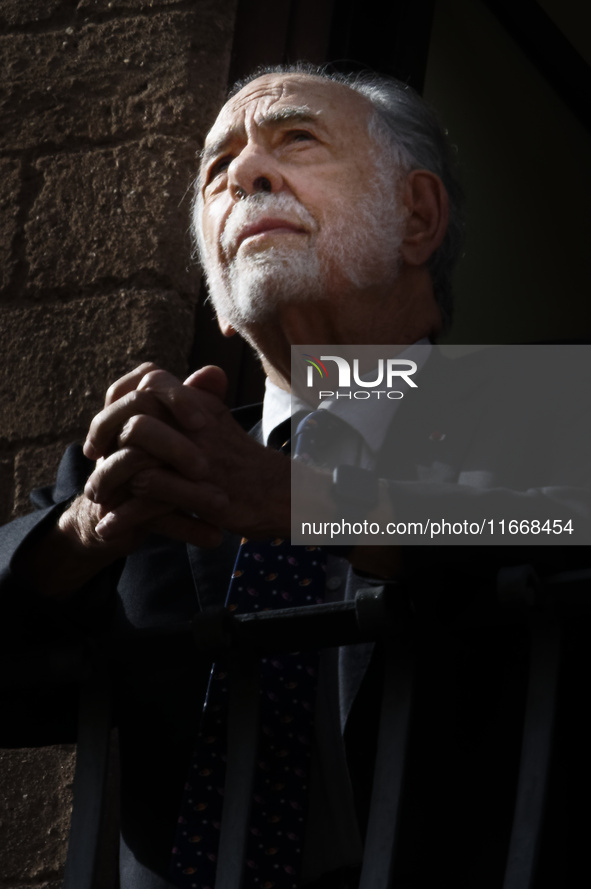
left=184, top=365, right=228, bottom=402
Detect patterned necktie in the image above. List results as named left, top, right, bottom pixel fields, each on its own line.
left=170, top=415, right=328, bottom=889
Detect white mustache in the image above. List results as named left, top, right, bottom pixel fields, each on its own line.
left=221, top=193, right=318, bottom=257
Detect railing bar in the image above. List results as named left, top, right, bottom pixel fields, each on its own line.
left=62, top=675, right=112, bottom=889
left=358, top=644, right=414, bottom=889
left=214, top=655, right=261, bottom=889
left=502, top=620, right=562, bottom=889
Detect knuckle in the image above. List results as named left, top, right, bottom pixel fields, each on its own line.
left=118, top=389, right=161, bottom=424
left=138, top=369, right=169, bottom=391
left=131, top=469, right=153, bottom=494
left=136, top=361, right=159, bottom=375
left=166, top=386, right=195, bottom=420
left=166, top=386, right=186, bottom=408
left=119, top=413, right=147, bottom=445
left=125, top=446, right=157, bottom=471
left=105, top=364, right=160, bottom=406
left=128, top=388, right=157, bottom=414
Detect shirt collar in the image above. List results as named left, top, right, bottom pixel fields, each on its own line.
left=261, top=377, right=309, bottom=446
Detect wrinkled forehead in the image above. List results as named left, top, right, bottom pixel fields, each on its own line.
left=203, top=73, right=374, bottom=154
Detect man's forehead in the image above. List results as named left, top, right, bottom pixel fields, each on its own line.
left=204, top=73, right=371, bottom=147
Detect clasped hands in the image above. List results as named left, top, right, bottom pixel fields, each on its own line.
left=48, top=363, right=397, bottom=591
left=78, top=362, right=292, bottom=551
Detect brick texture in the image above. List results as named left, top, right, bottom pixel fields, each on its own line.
left=0, top=0, right=238, bottom=885
left=0, top=10, right=234, bottom=151
left=78, top=0, right=194, bottom=11
left=0, top=746, right=75, bottom=889
left=0, top=0, right=75, bottom=29
left=0, top=159, right=20, bottom=291
left=0, top=290, right=196, bottom=444
left=0, top=458, right=14, bottom=527
left=26, top=139, right=198, bottom=293
left=13, top=440, right=81, bottom=516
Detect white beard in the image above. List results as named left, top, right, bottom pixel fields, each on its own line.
left=225, top=245, right=322, bottom=323
left=199, top=174, right=406, bottom=330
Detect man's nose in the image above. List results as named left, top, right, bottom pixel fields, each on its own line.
left=228, top=147, right=283, bottom=199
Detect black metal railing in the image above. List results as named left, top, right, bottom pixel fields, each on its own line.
left=3, top=567, right=590, bottom=889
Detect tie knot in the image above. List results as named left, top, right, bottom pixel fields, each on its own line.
left=292, top=410, right=352, bottom=465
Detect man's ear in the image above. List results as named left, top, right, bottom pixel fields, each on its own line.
left=400, top=169, right=449, bottom=267
left=217, top=317, right=237, bottom=337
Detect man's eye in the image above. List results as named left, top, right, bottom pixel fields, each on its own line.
left=287, top=130, right=315, bottom=143
left=207, top=156, right=232, bottom=182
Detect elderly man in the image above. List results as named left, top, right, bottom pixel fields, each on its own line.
left=27, top=66, right=459, bottom=587
left=2, top=65, right=589, bottom=889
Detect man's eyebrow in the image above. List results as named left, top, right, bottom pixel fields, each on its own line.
left=258, top=106, right=320, bottom=127
left=199, top=106, right=322, bottom=175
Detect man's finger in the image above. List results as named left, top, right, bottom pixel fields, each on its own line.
left=85, top=385, right=210, bottom=461
left=117, top=416, right=208, bottom=480
left=87, top=370, right=205, bottom=458
left=94, top=495, right=224, bottom=549
left=85, top=389, right=178, bottom=459
left=137, top=369, right=213, bottom=431
left=129, top=467, right=229, bottom=516
left=184, top=365, right=229, bottom=402
left=84, top=447, right=161, bottom=506
left=138, top=368, right=231, bottom=433
left=94, top=497, right=173, bottom=539
left=86, top=369, right=231, bottom=461
left=104, top=363, right=160, bottom=408
left=85, top=425, right=208, bottom=504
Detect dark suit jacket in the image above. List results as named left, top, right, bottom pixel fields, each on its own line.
left=1, top=348, right=590, bottom=887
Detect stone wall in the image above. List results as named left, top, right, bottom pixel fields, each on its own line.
left=0, top=0, right=238, bottom=885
